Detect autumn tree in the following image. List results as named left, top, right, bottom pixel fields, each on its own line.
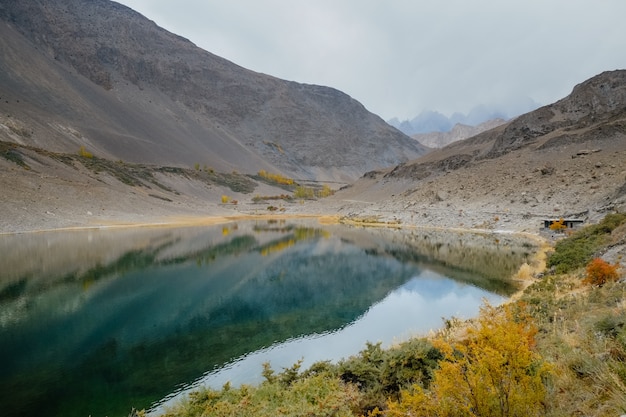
left=583, top=257, right=620, bottom=286
left=294, top=185, right=315, bottom=199
left=257, top=170, right=294, bottom=185
left=78, top=145, right=93, bottom=158
left=386, top=303, right=551, bottom=417
left=316, top=184, right=334, bottom=198
left=549, top=218, right=567, bottom=233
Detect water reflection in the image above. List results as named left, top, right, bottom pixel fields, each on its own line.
left=155, top=270, right=506, bottom=413
left=0, top=220, right=536, bottom=417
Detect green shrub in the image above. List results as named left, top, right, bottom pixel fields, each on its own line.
left=0, top=142, right=29, bottom=169
left=332, top=340, right=441, bottom=413
left=162, top=367, right=361, bottom=417
left=593, top=313, right=626, bottom=338
left=316, top=185, right=334, bottom=198
left=547, top=213, right=626, bottom=273
left=294, top=186, right=315, bottom=199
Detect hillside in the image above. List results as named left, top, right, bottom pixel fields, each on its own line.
left=0, top=0, right=425, bottom=184
left=0, top=0, right=624, bottom=239
left=2, top=67, right=626, bottom=235
left=324, top=70, right=626, bottom=233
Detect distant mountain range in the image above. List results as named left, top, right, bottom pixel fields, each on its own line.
left=411, top=119, right=507, bottom=149
left=0, top=0, right=426, bottom=183
left=387, top=101, right=540, bottom=136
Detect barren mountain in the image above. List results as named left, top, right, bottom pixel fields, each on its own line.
left=411, top=119, right=507, bottom=148
left=328, top=70, right=626, bottom=233
left=0, top=0, right=425, bottom=183
left=0, top=0, right=624, bottom=240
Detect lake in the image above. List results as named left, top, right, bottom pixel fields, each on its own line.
left=0, top=219, right=536, bottom=417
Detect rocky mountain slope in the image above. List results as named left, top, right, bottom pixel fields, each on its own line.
left=327, top=70, right=626, bottom=233
left=0, top=0, right=425, bottom=183
left=0, top=1, right=624, bottom=238
left=411, top=119, right=507, bottom=148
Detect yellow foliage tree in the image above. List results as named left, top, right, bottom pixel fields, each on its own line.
left=549, top=218, right=567, bottom=232
left=78, top=145, right=93, bottom=158
left=257, top=170, right=294, bottom=185
left=316, top=184, right=334, bottom=198
left=387, top=303, right=551, bottom=417
left=294, top=185, right=315, bottom=199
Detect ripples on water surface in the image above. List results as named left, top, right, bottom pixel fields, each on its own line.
left=0, top=220, right=536, bottom=417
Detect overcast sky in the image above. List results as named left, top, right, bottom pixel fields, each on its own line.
left=116, top=0, right=626, bottom=121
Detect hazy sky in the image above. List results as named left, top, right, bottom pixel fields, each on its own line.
left=116, top=0, right=626, bottom=120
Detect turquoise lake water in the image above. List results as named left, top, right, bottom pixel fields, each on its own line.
left=0, top=220, right=535, bottom=417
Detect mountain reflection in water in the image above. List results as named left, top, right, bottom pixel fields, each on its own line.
left=0, top=220, right=536, bottom=417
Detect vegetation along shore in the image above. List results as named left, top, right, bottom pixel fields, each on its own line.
left=128, top=213, right=626, bottom=417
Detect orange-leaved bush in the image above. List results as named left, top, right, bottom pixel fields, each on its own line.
left=386, top=303, right=551, bottom=417
left=583, top=257, right=620, bottom=287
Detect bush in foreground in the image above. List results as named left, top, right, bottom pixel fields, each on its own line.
left=162, top=374, right=360, bottom=417
left=386, top=303, right=551, bottom=417
left=149, top=213, right=626, bottom=417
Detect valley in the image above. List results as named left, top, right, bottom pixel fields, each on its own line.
left=0, top=2, right=624, bottom=241
left=1, top=1, right=626, bottom=416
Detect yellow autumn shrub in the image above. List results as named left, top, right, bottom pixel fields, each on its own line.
left=387, top=303, right=551, bottom=417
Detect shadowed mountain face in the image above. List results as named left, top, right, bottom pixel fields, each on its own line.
left=0, top=0, right=426, bottom=182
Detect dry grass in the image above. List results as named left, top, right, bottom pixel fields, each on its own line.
left=521, top=273, right=626, bottom=416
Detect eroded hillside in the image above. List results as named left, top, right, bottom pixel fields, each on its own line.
left=0, top=0, right=426, bottom=183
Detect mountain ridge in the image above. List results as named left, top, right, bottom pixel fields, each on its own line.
left=0, top=0, right=625, bottom=238
left=411, top=119, right=507, bottom=148
left=0, top=0, right=426, bottom=183
left=387, top=100, right=539, bottom=136
left=327, top=70, right=626, bottom=232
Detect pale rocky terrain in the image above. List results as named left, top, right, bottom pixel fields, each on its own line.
left=1, top=71, right=625, bottom=243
